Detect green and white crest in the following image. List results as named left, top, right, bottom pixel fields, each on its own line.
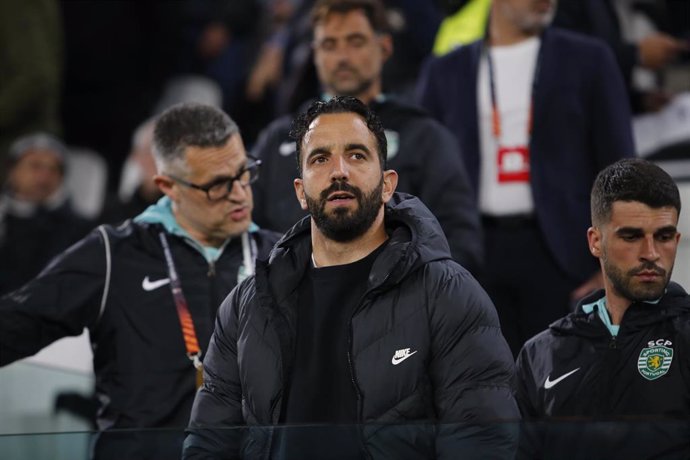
left=637, top=345, right=673, bottom=381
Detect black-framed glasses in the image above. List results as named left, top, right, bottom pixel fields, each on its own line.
left=168, top=156, right=261, bottom=202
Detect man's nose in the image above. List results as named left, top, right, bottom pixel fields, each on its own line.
left=226, top=179, right=249, bottom=202
left=329, top=155, right=349, bottom=181
left=640, top=235, right=661, bottom=262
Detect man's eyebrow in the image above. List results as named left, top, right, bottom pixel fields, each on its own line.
left=202, top=160, right=249, bottom=185
left=615, top=225, right=678, bottom=235
left=306, top=146, right=333, bottom=161
left=344, top=143, right=372, bottom=155
left=615, top=227, right=643, bottom=235
left=654, top=225, right=678, bottom=234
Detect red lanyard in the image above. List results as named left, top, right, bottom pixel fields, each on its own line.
left=159, top=232, right=203, bottom=388
left=484, top=36, right=543, bottom=142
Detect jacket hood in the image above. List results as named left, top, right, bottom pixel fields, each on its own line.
left=550, top=282, right=690, bottom=339
left=262, top=192, right=452, bottom=303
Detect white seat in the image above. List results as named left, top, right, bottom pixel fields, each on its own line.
left=64, top=148, right=108, bottom=219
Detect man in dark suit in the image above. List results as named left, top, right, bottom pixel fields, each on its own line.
left=416, top=0, right=635, bottom=356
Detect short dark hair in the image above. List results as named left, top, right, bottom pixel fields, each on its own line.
left=591, top=158, right=681, bottom=226
left=311, top=0, right=389, bottom=34
left=152, top=102, right=239, bottom=174
left=289, top=96, right=387, bottom=175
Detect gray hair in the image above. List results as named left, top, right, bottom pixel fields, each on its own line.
left=152, top=103, right=239, bottom=175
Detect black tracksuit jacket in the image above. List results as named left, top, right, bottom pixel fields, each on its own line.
left=516, top=283, right=690, bottom=459
left=0, top=220, right=279, bottom=459
left=183, top=193, right=519, bottom=460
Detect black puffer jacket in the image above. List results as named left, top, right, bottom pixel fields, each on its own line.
left=184, top=193, right=519, bottom=459
left=516, top=283, right=690, bottom=459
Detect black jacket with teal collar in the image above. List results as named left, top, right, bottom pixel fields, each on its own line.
left=516, top=282, right=690, bottom=459
left=0, top=203, right=280, bottom=459
left=183, top=193, right=519, bottom=460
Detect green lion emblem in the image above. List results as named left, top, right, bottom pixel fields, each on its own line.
left=637, top=345, right=673, bottom=381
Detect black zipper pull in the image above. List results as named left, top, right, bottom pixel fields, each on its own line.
left=609, top=335, right=618, bottom=349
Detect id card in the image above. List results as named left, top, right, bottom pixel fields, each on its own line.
left=497, top=145, right=530, bottom=183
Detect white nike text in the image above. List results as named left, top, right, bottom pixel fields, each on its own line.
left=391, top=348, right=418, bottom=365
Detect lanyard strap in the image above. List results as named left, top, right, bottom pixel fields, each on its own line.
left=484, top=34, right=543, bottom=142
left=159, top=232, right=202, bottom=370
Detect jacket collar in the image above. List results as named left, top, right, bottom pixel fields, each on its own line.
left=551, top=282, right=690, bottom=338
left=261, top=192, right=452, bottom=304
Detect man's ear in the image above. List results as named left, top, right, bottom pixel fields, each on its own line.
left=381, top=169, right=398, bottom=203
left=294, top=178, right=308, bottom=211
left=154, top=175, right=178, bottom=202
left=379, top=34, right=393, bottom=62
left=587, top=226, right=602, bottom=258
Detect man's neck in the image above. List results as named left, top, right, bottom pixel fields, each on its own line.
left=172, top=208, right=225, bottom=248
left=311, top=213, right=388, bottom=267
left=604, top=293, right=632, bottom=325
left=488, top=11, right=539, bottom=46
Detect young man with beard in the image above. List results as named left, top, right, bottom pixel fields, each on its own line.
left=516, top=158, right=690, bottom=459
left=183, top=96, right=519, bottom=460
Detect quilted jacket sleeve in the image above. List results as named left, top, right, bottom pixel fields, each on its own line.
left=428, top=267, right=520, bottom=459
left=183, top=281, right=248, bottom=460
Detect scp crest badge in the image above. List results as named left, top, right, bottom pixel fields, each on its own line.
left=637, top=341, right=673, bottom=381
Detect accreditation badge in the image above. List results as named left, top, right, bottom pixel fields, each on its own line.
left=497, top=145, right=530, bottom=183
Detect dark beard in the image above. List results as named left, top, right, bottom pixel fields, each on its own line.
left=305, top=178, right=383, bottom=243
left=603, top=255, right=671, bottom=302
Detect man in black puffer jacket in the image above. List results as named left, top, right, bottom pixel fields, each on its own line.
left=184, top=97, right=519, bottom=459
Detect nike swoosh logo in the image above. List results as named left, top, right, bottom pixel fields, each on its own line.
left=142, top=276, right=170, bottom=291
left=391, top=350, right=418, bottom=365
left=544, top=367, right=580, bottom=389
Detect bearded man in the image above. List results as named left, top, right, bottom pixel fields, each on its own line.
left=516, top=158, right=690, bottom=459
left=183, top=96, right=520, bottom=460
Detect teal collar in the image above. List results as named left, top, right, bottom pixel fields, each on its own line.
left=582, top=295, right=663, bottom=337
left=134, top=196, right=258, bottom=263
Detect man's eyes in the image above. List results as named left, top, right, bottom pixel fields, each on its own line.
left=619, top=232, right=677, bottom=242
left=620, top=234, right=641, bottom=242
left=309, top=153, right=366, bottom=164
left=656, top=232, right=677, bottom=242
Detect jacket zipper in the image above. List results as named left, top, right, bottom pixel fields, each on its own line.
left=348, top=289, right=381, bottom=460
left=608, top=335, right=617, bottom=349
left=348, top=323, right=373, bottom=460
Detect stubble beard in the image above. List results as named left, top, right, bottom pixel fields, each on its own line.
left=602, top=252, right=672, bottom=302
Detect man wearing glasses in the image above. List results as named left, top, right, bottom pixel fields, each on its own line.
left=0, top=103, right=280, bottom=459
